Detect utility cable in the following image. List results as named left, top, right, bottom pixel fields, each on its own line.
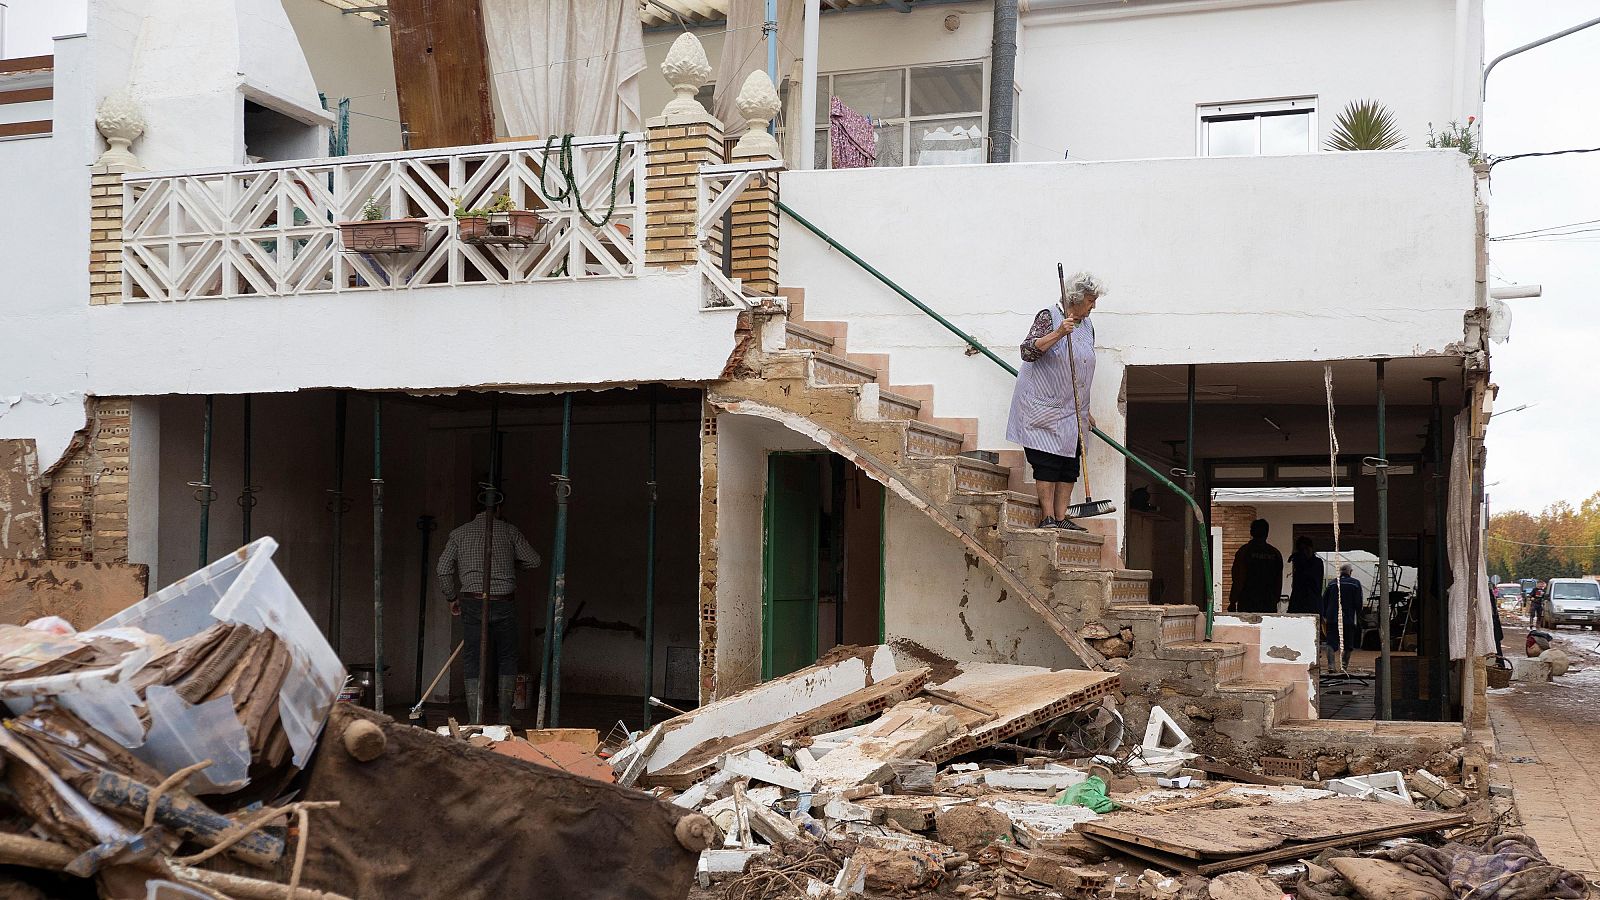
left=1490, top=146, right=1600, bottom=168
left=1488, top=535, right=1600, bottom=550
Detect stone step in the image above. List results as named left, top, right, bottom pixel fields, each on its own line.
left=1110, top=569, right=1154, bottom=606
left=904, top=420, right=967, bottom=458
left=783, top=321, right=836, bottom=353
left=1107, top=602, right=1199, bottom=644
left=1160, top=640, right=1248, bottom=683
left=800, top=350, right=878, bottom=388
left=876, top=389, right=923, bottom=421
left=1217, top=680, right=1297, bottom=728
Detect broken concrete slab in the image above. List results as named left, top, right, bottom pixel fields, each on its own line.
left=804, top=699, right=963, bottom=792
left=719, top=748, right=810, bottom=791
left=1406, top=769, right=1467, bottom=809
left=983, top=764, right=1090, bottom=791
left=921, top=665, right=1120, bottom=763
left=1326, top=771, right=1411, bottom=806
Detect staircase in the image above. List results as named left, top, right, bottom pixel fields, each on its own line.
left=709, top=288, right=1308, bottom=759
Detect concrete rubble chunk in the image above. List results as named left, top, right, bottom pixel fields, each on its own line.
left=1325, top=770, right=1413, bottom=806
left=984, top=764, right=1090, bottom=791
left=1406, top=769, right=1467, bottom=809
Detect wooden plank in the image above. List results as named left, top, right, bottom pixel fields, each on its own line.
left=0, top=440, right=43, bottom=559
left=1192, top=759, right=1295, bottom=786
left=0, top=560, right=149, bottom=629
left=1078, top=832, right=1199, bottom=874
left=0, top=120, right=49, bottom=138
left=0, top=87, right=51, bottom=105
left=1194, top=812, right=1473, bottom=876
left=0, top=55, right=52, bottom=75
left=385, top=0, right=494, bottom=149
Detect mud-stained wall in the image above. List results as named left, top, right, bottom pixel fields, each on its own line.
left=883, top=495, right=1077, bottom=670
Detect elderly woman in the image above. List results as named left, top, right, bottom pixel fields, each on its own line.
left=1005, top=272, right=1106, bottom=531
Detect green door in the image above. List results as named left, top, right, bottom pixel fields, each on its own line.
left=763, top=453, right=822, bottom=679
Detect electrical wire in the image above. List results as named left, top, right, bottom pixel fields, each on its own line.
left=1488, top=535, right=1600, bottom=550
left=1491, top=146, right=1600, bottom=168
left=1490, top=216, right=1600, bottom=240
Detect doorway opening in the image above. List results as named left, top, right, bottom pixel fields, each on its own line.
left=762, top=452, right=885, bottom=679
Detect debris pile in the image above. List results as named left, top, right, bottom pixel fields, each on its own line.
left=610, top=645, right=1585, bottom=900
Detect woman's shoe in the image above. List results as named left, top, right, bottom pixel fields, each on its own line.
left=1058, top=518, right=1088, bottom=532
left=1038, top=517, right=1060, bottom=529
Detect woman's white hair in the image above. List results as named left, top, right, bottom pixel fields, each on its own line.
left=1065, top=272, right=1108, bottom=306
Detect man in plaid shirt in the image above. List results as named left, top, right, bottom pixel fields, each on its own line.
left=437, top=503, right=541, bottom=724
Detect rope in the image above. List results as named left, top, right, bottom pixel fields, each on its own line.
left=535, top=132, right=628, bottom=229
left=1325, top=364, right=1346, bottom=658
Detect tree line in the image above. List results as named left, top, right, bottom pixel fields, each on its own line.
left=1488, top=491, right=1600, bottom=581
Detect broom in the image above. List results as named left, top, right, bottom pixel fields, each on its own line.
left=1058, top=263, right=1116, bottom=520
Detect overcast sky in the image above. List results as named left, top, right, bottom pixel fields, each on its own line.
left=1481, top=0, right=1600, bottom=515
left=0, top=1, right=1589, bottom=515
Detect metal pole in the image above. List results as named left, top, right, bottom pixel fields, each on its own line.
left=197, top=395, right=214, bottom=569
left=372, top=396, right=385, bottom=713
left=798, top=0, right=821, bottom=170
left=477, top=394, right=501, bottom=724
left=1375, top=360, right=1393, bottom=721
left=1427, top=377, right=1450, bottom=720
left=329, top=392, right=349, bottom=655
left=1183, top=364, right=1196, bottom=605
left=765, top=0, right=779, bottom=138
left=643, top=388, right=659, bottom=727
left=240, top=395, right=253, bottom=545
left=543, top=395, right=574, bottom=728
left=1480, top=14, right=1600, bottom=154
left=414, top=514, right=436, bottom=704
left=986, top=0, right=1019, bottom=162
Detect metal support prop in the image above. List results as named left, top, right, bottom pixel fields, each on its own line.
left=1183, top=365, right=1196, bottom=605
left=329, top=392, right=348, bottom=655
left=414, top=515, right=436, bottom=703
left=643, top=388, right=659, bottom=727
left=777, top=199, right=1218, bottom=635
left=240, top=395, right=254, bottom=545
left=196, top=395, right=214, bottom=569
left=1374, top=360, right=1393, bottom=721
left=371, top=396, right=385, bottom=712
left=477, top=394, right=501, bottom=724
left=1427, top=377, right=1450, bottom=720
left=539, top=395, right=574, bottom=728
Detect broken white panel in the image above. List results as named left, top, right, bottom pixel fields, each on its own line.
left=720, top=749, right=810, bottom=791
left=674, top=770, right=738, bottom=809
left=645, top=646, right=898, bottom=774
left=987, top=799, right=1101, bottom=847
left=1326, top=771, right=1412, bottom=806
left=984, top=765, right=1089, bottom=791
left=833, top=856, right=867, bottom=894
left=1142, top=705, right=1193, bottom=753
left=135, top=685, right=251, bottom=794
left=700, top=848, right=768, bottom=873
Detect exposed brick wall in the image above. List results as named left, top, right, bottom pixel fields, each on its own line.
left=727, top=160, right=778, bottom=297
left=89, top=165, right=130, bottom=305
left=43, top=398, right=131, bottom=562
left=1212, top=502, right=1257, bottom=608
left=645, top=119, right=724, bottom=269
left=696, top=402, right=719, bottom=703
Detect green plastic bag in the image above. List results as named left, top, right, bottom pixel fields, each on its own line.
left=1055, top=775, right=1117, bottom=813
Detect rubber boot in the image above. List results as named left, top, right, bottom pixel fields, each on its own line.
left=465, top=678, right=482, bottom=724
left=498, top=675, right=517, bottom=726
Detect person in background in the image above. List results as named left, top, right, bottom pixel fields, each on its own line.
left=1005, top=272, right=1106, bottom=532
left=1230, top=519, right=1283, bottom=614
left=1529, top=581, right=1547, bottom=628
left=1286, top=536, right=1325, bottom=615
left=437, top=493, right=542, bottom=725
left=1321, top=563, right=1365, bottom=673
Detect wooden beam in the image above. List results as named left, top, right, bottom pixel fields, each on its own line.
left=1194, top=813, right=1473, bottom=876
left=0, top=87, right=52, bottom=105
left=0, top=120, right=50, bottom=138
left=385, top=0, right=494, bottom=149
left=0, top=55, right=52, bottom=75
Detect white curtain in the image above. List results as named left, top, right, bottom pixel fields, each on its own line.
left=1446, top=409, right=1494, bottom=660
left=714, top=0, right=804, bottom=138
left=481, top=0, right=645, bottom=138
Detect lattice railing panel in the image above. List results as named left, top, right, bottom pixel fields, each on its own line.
left=121, top=135, right=645, bottom=301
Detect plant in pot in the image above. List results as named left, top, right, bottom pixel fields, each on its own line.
left=338, top=195, right=427, bottom=252
left=455, top=193, right=547, bottom=245
left=1427, top=117, right=1480, bottom=164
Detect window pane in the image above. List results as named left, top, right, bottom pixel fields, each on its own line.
left=1204, top=117, right=1255, bottom=156
left=1261, top=111, right=1312, bottom=154
left=832, top=70, right=904, bottom=120
left=913, top=116, right=984, bottom=166
left=873, top=123, right=905, bottom=167
left=815, top=129, right=829, bottom=170
left=910, top=64, right=983, bottom=116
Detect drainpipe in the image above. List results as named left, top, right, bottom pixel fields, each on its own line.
left=798, top=0, right=821, bottom=169
left=1373, top=360, right=1392, bottom=721
left=987, top=0, right=1019, bottom=162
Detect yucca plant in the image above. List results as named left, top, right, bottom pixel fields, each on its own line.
left=1324, top=100, right=1405, bottom=151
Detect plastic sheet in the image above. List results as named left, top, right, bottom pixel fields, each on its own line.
left=134, top=685, right=250, bottom=794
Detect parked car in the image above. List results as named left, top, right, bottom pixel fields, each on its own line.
left=1493, top=583, right=1524, bottom=611
left=1542, top=578, right=1600, bottom=628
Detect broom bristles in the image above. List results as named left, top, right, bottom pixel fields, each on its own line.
left=1063, top=499, right=1117, bottom=519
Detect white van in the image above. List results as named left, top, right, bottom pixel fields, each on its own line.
left=1544, top=578, right=1600, bottom=628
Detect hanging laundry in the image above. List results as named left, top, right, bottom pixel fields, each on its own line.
left=829, top=96, right=877, bottom=169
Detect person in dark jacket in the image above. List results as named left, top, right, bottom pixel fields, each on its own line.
left=1321, top=563, right=1364, bottom=673
left=1286, top=536, right=1324, bottom=615
left=1230, top=519, right=1283, bottom=614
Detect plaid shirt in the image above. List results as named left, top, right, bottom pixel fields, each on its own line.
left=436, top=512, right=541, bottom=598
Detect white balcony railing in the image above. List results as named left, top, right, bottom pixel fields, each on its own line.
left=120, top=134, right=644, bottom=302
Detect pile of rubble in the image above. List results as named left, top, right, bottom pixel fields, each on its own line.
left=604, top=646, right=1590, bottom=900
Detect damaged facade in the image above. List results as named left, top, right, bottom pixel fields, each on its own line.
left=0, top=0, right=1499, bottom=782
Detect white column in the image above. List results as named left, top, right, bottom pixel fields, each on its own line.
left=798, top=0, right=821, bottom=170
left=127, top=397, right=162, bottom=590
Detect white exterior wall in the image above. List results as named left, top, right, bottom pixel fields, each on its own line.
left=883, top=493, right=1078, bottom=669
left=1018, top=0, right=1482, bottom=164
left=781, top=150, right=1477, bottom=552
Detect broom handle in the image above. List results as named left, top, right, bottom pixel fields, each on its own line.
left=1058, top=265, right=1094, bottom=503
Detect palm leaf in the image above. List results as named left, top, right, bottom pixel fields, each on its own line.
left=1325, top=100, right=1405, bottom=151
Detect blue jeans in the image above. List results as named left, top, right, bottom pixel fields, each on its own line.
left=461, top=600, right=518, bottom=681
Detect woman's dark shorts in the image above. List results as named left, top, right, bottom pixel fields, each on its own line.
left=1024, top=447, right=1080, bottom=483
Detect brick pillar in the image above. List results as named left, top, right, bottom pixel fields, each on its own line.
left=89, top=165, right=132, bottom=305
left=1212, top=502, right=1257, bottom=607
left=727, top=155, right=780, bottom=297
left=44, top=398, right=132, bottom=562
left=644, top=116, right=724, bottom=269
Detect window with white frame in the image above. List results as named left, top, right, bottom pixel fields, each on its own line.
left=1197, top=98, right=1317, bottom=157
left=798, top=62, right=987, bottom=169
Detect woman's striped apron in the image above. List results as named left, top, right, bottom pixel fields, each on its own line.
left=1005, top=306, right=1096, bottom=458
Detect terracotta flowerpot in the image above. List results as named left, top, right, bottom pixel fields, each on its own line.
left=456, top=216, right=491, bottom=241
left=338, top=219, right=427, bottom=253
left=458, top=211, right=547, bottom=245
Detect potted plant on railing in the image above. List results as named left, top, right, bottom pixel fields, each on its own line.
left=454, top=193, right=547, bottom=246
left=338, top=196, right=428, bottom=253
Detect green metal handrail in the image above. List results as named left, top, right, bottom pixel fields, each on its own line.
left=778, top=199, right=1217, bottom=638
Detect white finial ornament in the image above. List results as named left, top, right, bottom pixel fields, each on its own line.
left=733, top=70, right=782, bottom=159
left=660, top=33, right=713, bottom=118
left=94, top=91, right=146, bottom=167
